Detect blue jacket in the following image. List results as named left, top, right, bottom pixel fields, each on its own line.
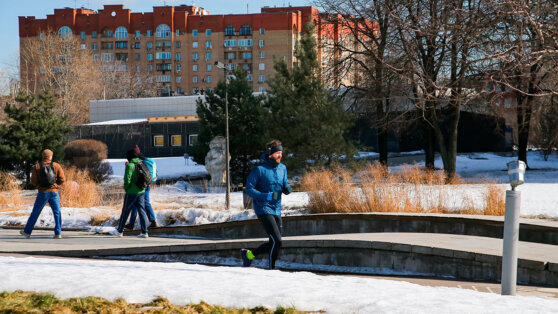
left=245, top=154, right=291, bottom=216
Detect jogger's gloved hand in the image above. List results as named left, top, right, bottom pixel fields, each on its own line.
left=283, top=186, right=293, bottom=195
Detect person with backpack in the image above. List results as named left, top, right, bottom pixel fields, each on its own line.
left=240, top=140, right=292, bottom=270
left=110, top=149, right=150, bottom=238
left=20, top=149, right=66, bottom=239
left=125, top=145, right=158, bottom=229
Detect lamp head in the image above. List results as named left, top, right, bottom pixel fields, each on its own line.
left=507, top=160, right=526, bottom=190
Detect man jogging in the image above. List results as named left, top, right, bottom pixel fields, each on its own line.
left=241, top=140, right=292, bottom=269
left=21, top=149, right=65, bottom=238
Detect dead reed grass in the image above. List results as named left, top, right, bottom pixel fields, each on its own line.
left=59, top=166, right=101, bottom=208
left=300, top=163, right=505, bottom=216
left=0, top=172, right=24, bottom=210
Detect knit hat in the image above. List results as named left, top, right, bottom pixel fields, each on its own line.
left=133, top=145, right=141, bottom=154
left=267, top=144, right=283, bottom=155
left=41, top=149, right=53, bottom=161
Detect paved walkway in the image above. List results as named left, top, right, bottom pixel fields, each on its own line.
left=2, top=228, right=558, bottom=298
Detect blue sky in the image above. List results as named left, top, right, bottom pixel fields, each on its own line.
left=0, top=0, right=313, bottom=81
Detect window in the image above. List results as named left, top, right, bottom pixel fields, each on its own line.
left=206, top=64, right=212, bottom=71
left=115, top=26, right=128, bottom=40
left=146, top=30, right=153, bottom=37
left=176, top=41, right=181, bottom=48
left=116, top=53, right=127, bottom=61
left=80, top=32, right=86, bottom=39
left=193, top=87, right=199, bottom=94
left=102, top=28, right=113, bottom=38
left=225, top=25, right=235, bottom=36
left=206, top=75, right=212, bottom=83
left=101, top=53, right=114, bottom=62
left=156, top=63, right=172, bottom=71
left=247, top=75, right=252, bottom=82
left=170, top=135, right=182, bottom=146
left=260, top=51, right=265, bottom=58
left=91, top=43, right=98, bottom=50
left=259, top=63, right=265, bottom=70
left=192, top=29, right=198, bottom=37
left=176, top=64, right=181, bottom=72
left=193, top=64, right=198, bottom=72
left=135, top=30, right=141, bottom=39
left=147, top=42, right=153, bottom=50
left=259, top=28, right=265, bottom=35
left=147, top=53, right=153, bottom=61
left=259, top=39, right=265, bottom=48
left=93, top=54, right=99, bottom=61
left=242, top=64, right=251, bottom=71
left=176, top=76, right=182, bottom=83
left=58, top=26, right=73, bottom=39
left=136, top=65, right=141, bottom=72
left=193, top=76, right=198, bottom=83
left=193, top=41, right=198, bottom=48
left=258, top=75, right=265, bottom=82
left=205, top=29, right=211, bottom=36
left=205, top=41, right=212, bottom=49
left=224, top=39, right=237, bottom=47
left=193, top=52, right=199, bottom=61
left=115, top=41, right=128, bottom=49
left=205, top=52, right=212, bottom=60
left=153, top=135, right=164, bottom=147
left=189, top=134, right=198, bottom=146
left=134, top=42, right=141, bottom=49
left=156, top=52, right=171, bottom=60
left=135, top=53, right=140, bottom=61
left=147, top=64, right=153, bottom=72
left=156, top=40, right=171, bottom=48
left=176, top=53, right=181, bottom=61
left=156, top=75, right=171, bottom=82
left=240, top=24, right=252, bottom=36
left=227, top=52, right=235, bottom=60
left=102, top=42, right=114, bottom=49
left=156, top=24, right=171, bottom=38
left=239, top=39, right=253, bottom=47
left=259, top=87, right=266, bottom=92
left=176, top=29, right=180, bottom=36
left=92, top=31, right=97, bottom=38
left=226, top=64, right=237, bottom=71
left=242, top=52, right=252, bottom=59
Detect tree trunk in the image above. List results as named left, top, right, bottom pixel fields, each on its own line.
left=517, top=96, right=533, bottom=168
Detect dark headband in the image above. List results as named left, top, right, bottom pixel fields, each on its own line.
left=269, top=145, right=283, bottom=154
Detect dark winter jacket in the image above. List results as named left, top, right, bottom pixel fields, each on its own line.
left=31, top=161, right=65, bottom=192
left=245, top=154, right=291, bottom=216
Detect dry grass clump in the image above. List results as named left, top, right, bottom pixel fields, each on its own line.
left=301, top=163, right=505, bottom=216
left=59, top=166, right=101, bottom=208
left=0, top=171, right=24, bottom=209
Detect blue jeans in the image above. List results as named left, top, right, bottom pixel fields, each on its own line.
left=117, top=192, right=148, bottom=233
left=24, top=191, right=62, bottom=236
left=128, top=186, right=155, bottom=225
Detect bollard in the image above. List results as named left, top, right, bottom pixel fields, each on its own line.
left=501, top=189, right=521, bottom=295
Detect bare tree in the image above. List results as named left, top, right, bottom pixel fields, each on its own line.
left=20, top=31, right=104, bottom=125
left=316, top=0, right=409, bottom=165
left=484, top=0, right=558, bottom=167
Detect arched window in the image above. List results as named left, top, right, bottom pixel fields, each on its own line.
left=225, top=25, right=235, bottom=36
left=58, top=26, right=73, bottom=39
left=239, top=24, right=252, bottom=36
left=115, top=26, right=128, bottom=40
left=156, top=24, right=171, bottom=39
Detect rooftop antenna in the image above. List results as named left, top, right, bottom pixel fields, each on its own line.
left=247, top=3, right=249, bottom=13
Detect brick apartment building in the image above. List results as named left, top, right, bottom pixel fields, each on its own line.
left=19, top=4, right=360, bottom=96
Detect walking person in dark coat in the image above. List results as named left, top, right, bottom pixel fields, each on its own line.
left=241, top=140, right=292, bottom=269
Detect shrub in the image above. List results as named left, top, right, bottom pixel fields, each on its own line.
left=64, top=140, right=112, bottom=183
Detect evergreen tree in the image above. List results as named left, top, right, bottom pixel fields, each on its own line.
left=191, top=69, right=267, bottom=184
left=265, top=22, right=355, bottom=170
left=0, top=91, right=70, bottom=187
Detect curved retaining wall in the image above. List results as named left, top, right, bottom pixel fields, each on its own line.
left=144, top=213, right=558, bottom=245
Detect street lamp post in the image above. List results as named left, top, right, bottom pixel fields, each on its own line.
left=214, top=61, right=230, bottom=209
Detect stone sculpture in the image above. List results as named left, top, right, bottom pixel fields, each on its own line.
left=205, top=136, right=229, bottom=186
